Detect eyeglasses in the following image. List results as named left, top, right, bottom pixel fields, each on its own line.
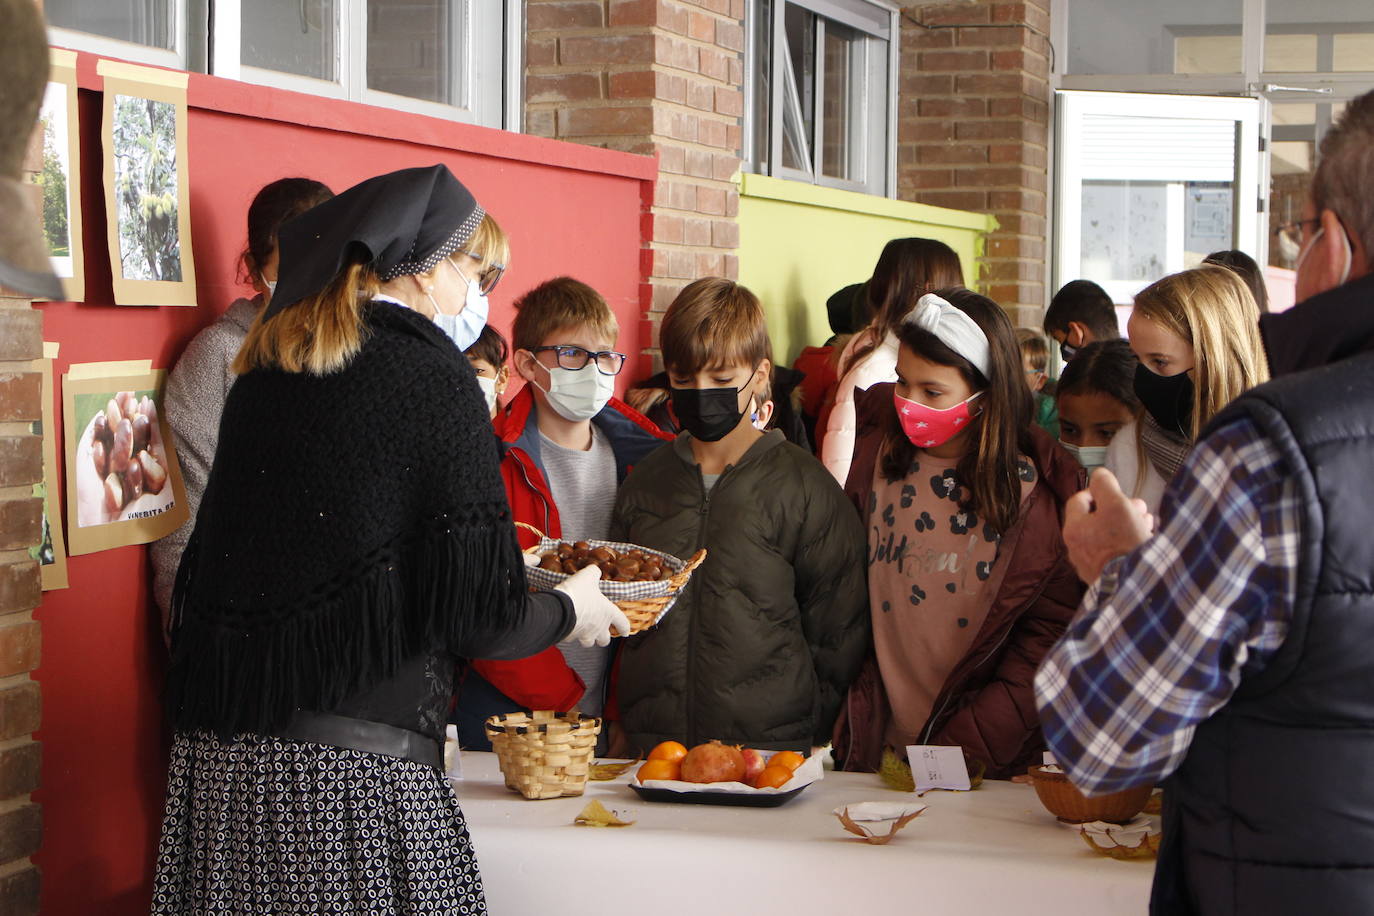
left=454, top=251, right=506, bottom=295
left=1272, top=218, right=1321, bottom=239
left=530, top=345, right=627, bottom=376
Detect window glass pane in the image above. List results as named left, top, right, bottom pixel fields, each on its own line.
left=1333, top=34, right=1374, bottom=71
left=1267, top=101, right=1346, bottom=271
left=783, top=4, right=815, bottom=170
left=47, top=0, right=176, bottom=50
left=242, top=0, right=338, bottom=81
left=1263, top=34, right=1318, bottom=72
left=751, top=0, right=773, bottom=172
left=1267, top=0, right=1374, bottom=72
left=1065, top=0, right=1243, bottom=75
left=821, top=22, right=863, bottom=181
left=368, top=0, right=461, bottom=105
left=1174, top=36, right=1241, bottom=74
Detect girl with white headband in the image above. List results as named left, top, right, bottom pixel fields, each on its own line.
left=831, top=288, right=1086, bottom=781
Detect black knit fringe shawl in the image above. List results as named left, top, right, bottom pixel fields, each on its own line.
left=163, top=304, right=527, bottom=739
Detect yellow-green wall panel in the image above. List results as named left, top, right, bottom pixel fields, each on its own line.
left=738, top=174, right=996, bottom=366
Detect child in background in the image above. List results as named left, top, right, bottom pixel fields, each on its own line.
left=152, top=177, right=334, bottom=631
left=1054, top=338, right=1141, bottom=476
left=796, top=281, right=867, bottom=451
left=611, top=278, right=868, bottom=755
left=821, top=238, right=964, bottom=486
left=833, top=289, right=1084, bottom=780
left=452, top=277, right=670, bottom=750
left=1043, top=279, right=1121, bottom=361
left=463, top=324, right=510, bottom=419
left=1016, top=328, right=1059, bottom=437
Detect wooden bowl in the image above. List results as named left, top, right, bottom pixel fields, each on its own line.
left=1026, top=765, right=1152, bottom=824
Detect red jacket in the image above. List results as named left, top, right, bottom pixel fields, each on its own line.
left=467, top=385, right=671, bottom=711
left=832, top=382, right=1086, bottom=779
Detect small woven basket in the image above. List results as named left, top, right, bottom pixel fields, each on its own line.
left=1027, top=765, right=1153, bottom=824
left=516, top=522, right=705, bottom=635
left=485, top=710, right=602, bottom=800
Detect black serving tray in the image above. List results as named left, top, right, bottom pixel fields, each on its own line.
left=629, top=782, right=809, bottom=807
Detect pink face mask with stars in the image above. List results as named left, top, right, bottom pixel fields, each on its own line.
left=893, top=389, right=983, bottom=449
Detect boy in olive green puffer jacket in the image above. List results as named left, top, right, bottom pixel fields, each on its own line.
left=608, top=278, right=869, bottom=756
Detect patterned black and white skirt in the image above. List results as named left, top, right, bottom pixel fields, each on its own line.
left=152, top=730, right=486, bottom=915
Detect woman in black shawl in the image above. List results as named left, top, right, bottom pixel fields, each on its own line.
left=152, top=165, right=628, bottom=914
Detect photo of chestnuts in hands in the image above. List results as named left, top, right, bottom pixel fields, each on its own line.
left=73, top=389, right=174, bottom=528
left=538, top=541, right=671, bottom=582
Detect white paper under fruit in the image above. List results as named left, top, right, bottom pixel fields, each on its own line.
left=637, top=750, right=826, bottom=794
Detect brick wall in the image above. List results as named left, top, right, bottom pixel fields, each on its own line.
left=524, top=0, right=745, bottom=369
left=0, top=125, right=46, bottom=916
left=895, top=0, right=1052, bottom=327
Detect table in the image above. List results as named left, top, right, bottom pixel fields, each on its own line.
left=455, top=752, right=1153, bottom=915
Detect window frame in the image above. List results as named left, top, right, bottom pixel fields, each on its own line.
left=49, top=0, right=523, bottom=132
left=745, top=0, right=899, bottom=199
left=48, top=0, right=195, bottom=71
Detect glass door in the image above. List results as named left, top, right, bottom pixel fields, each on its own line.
left=1054, top=91, right=1265, bottom=314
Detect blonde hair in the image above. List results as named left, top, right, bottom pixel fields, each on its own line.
left=235, top=212, right=510, bottom=376
left=660, top=278, right=772, bottom=375
left=512, top=277, right=618, bottom=352
left=1016, top=327, right=1050, bottom=373
left=234, top=261, right=378, bottom=376
left=1132, top=265, right=1270, bottom=440
left=465, top=213, right=509, bottom=276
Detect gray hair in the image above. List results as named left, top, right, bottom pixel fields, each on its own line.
left=1314, top=90, right=1374, bottom=261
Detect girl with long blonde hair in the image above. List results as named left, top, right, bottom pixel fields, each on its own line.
left=1106, top=265, right=1270, bottom=513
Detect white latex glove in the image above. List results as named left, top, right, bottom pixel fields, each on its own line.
left=554, top=565, right=632, bottom=648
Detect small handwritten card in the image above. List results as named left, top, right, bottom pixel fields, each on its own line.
left=907, top=745, right=971, bottom=792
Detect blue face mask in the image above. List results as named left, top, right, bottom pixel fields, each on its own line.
left=1060, top=441, right=1109, bottom=476
left=431, top=258, right=489, bottom=351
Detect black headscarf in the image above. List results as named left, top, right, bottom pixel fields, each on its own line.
left=263, top=164, right=484, bottom=321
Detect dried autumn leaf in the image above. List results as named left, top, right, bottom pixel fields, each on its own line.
left=1079, top=828, right=1161, bottom=859
left=588, top=758, right=641, bottom=781
left=837, top=806, right=926, bottom=845
left=573, top=799, right=635, bottom=828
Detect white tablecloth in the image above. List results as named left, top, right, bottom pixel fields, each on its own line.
left=455, top=752, right=1153, bottom=915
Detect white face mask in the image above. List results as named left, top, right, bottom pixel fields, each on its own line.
left=1061, top=441, right=1109, bottom=476
left=475, top=375, right=498, bottom=416
left=264, top=278, right=277, bottom=297
left=534, top=363, right=616, bottom=422
left=430, top=259, right=490, bottom=352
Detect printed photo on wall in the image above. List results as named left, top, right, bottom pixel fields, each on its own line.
left=35, top=49, right=84, bottom=302
left=63, top=363, right=188, bottom=555
left=97, top=59, right=196, bottom=306
left=34, top=342, right=69, bottom=589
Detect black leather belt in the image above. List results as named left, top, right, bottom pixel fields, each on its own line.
left=275, top=711, right=443, bottom=769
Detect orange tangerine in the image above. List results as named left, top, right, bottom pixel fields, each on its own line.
left=638, top=759, right=681, bottom=782
left=753, top=764, right=794, bottom=789
left=647, top=740, right=688, bottom=764
left=769, top=750, right=806, bottom=772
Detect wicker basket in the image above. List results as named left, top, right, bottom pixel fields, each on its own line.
left=485, top=711, right=602, bottom=800
left=1026, top=765, right=1153, bottom=824
left=516, top=522, right=706, bottom=635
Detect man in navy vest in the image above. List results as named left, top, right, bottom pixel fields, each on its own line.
left=1036, top=89, right=1374, bottom=915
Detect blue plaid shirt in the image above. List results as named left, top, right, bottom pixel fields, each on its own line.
left=1034, top=415, right=1301, bottom=796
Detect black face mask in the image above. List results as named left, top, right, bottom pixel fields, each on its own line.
left=669, top=386, right=745, bottom=442
left=1060, top=341, right=1078, bottom=362
left=1133, top=362, right=1194, bottom=438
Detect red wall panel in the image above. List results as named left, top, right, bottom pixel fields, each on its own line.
left=33, top=54, right=654, bottom=915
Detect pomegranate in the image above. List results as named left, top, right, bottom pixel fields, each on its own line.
left=679, top=740, right=746, bottom=784
left=740, top=748, right=767, bottom=787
